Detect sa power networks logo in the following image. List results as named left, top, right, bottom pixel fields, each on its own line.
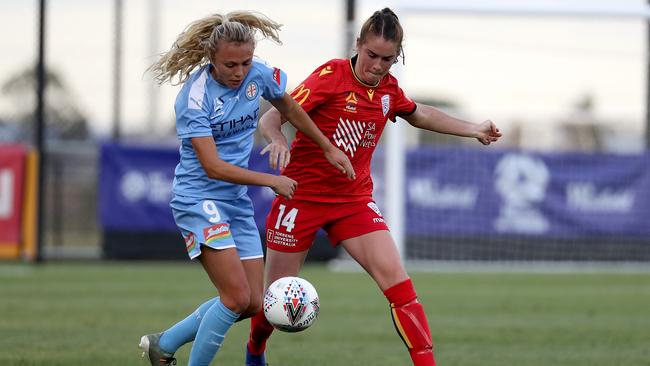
left=333, top=119, right=378, bottom=157
left=333, top=118, right=365, bottom=157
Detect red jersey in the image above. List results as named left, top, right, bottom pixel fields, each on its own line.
left=282, top=57, right=416, bottom=202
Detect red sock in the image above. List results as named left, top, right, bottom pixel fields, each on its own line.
left=384, top=279, right=436, bottom=366
left=247, top=310, right=274, bottom=355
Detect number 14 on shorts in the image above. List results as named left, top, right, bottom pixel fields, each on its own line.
left=275, top=204, right=298, bottom=232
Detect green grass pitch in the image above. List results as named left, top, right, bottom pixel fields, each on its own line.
left=1, top=262, right=649, bottom=365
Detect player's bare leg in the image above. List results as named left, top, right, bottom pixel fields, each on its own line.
left=240, top=257, right=265, bottom=319
left=342, top=230, right=436, bottom=366
left=246, top=249, right=308, bottom=365
left=264, top=248, right=309, bottom=285
left=341, top=230, right=407, bottom=290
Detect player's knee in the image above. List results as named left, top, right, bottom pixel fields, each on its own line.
left=248, top=294, right=264, bottom=314
left=239, top=296, right=263, bottom=319
left=221, top=292, right=252, bottom=314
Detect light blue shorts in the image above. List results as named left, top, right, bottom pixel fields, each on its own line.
left=170, top=194, right=263, bottom=260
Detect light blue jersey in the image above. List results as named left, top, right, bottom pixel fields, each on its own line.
left=170, top=57, right=287, bottom=261
left=172, top=57, right=287, bottom=200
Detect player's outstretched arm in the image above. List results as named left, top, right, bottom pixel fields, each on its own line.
left=403, top=103, right=502, bottom=145
left=268, top=93, right=356, bottom=180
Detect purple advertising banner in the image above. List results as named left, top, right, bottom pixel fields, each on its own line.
left=100, top=143, right=650, bottom=238
left=396, top=148, right=650, bottom=238
left=99, top=143, right=276, bottom=232
left=99, top=143, right=179, bottom=231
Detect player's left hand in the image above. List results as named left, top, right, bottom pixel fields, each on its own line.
left=261, top=141, right=291, bottom=170
left=324, top=146, right=356, bottom=180
left=475, top=120, right=502, bottom=145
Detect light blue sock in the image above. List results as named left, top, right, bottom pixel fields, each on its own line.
left=188, top=299, right=239, bottom=366
left=158, top=297, right=220, bottom=353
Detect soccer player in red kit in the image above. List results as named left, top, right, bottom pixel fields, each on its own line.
left=246, top=8, right=502, bottom=366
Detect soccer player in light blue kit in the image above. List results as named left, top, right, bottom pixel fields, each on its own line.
left=139, top=11, right=354, bottom=366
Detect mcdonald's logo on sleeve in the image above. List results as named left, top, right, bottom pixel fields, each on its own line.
left=291, top=84, right=311, bottom=106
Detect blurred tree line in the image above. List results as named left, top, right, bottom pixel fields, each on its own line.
left=0, top=66, right=89, bottom=143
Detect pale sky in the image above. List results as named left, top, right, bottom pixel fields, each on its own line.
left=0, top=0, right=646, bottom=150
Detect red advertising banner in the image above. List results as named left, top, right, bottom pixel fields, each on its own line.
left=0, top=144, right=26, bottom=257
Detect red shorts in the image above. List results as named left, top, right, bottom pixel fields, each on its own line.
left=265, top=197, right=389, bottom=253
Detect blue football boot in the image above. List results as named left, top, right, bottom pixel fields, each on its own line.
left=245, top=345, right=267, bottom=366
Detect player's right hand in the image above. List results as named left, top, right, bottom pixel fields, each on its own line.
left=324, top=146, right=356, bottom=180
left=260, top=141, right=291, bottom=170
left=475, top=120, right=502, bottom=145
left=271, top=175, right=298, bottom=199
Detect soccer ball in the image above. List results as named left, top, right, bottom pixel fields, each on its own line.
left=263, top=276, right=320, bottom=333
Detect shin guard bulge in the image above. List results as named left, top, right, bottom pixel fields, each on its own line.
left=384, top=279, right=436, bottom=366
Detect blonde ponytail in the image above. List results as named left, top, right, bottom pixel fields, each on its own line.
left=149, top=11, right=282, bottom=85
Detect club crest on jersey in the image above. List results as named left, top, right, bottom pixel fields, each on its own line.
left=381, top=94, right=390, bottom=117
left=245, top=81, right=259, bottom=100
left=344, top=92, right=358, bottom=113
